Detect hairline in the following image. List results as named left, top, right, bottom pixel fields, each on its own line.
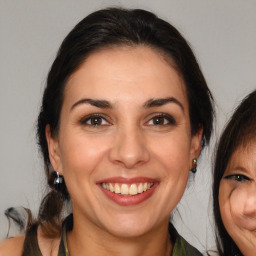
left=53, top=42, right=189, bottom=136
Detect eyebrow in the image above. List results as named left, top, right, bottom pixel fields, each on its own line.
left=70, top=97, right=184, bottom=112
left=143, top=97, right=184, bottom=112
left=71, top=98, right=112, bottom=111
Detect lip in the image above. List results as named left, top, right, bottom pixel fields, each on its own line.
left=97, top=176, right=157, bottom=184
left=97, top=176, right=159, bottom=206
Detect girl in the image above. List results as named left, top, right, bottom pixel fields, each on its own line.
left=213, top=90, right=256, bottom=256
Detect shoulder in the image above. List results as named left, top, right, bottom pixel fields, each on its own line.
left=169, top=224, right=202, bottom=256
left=176, top=236, right=203, bottom=256
left=0, top=236, right=25, bottom=256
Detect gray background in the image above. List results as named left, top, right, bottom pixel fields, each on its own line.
left=0, top=0, right=255, bottom=254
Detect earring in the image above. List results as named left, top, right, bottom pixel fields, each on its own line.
left=54, top=171, right=63, bottom=189
left=190, top=158, right=197, bottom=173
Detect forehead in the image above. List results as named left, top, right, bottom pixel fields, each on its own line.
left=226, top=141, right=256, bottom=172
left=64, top=45, right=188, bottom=108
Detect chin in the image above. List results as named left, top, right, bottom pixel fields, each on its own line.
left=106, top=225, right=150, bottom=238
left=102, top=216, right=155, bottom=238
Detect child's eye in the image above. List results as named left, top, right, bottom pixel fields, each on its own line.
left=146, top=114, right=176, bottom=126
left=80, top=114, right=110, bottom=127
left=224, top=174, right=250, bottom=182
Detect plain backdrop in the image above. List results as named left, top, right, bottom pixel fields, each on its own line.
left=0, top=0, right=255, bottom=254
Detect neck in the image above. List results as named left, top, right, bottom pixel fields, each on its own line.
left=67, top=214, right=172, bottom=256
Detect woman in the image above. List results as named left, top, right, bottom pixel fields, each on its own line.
left=0, top=8, right=214, bottom=255
left=213, top=90, right=256, bottom=256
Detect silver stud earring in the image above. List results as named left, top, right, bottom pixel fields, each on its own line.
left=54, top=171, right=63, bottom=188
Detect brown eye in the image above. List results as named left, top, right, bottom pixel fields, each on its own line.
left=89, top=117, right=103, bottom=126
left=147, top=114, right=176, bottom=126
left=80, top=114, right=110, bottom=127
left=152, top=116, right=166, bottom=125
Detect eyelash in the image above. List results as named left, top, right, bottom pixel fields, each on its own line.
left=79, top=114, right=110, bottom=127
left=224, top=174, right=250, bottom=183
left=146, top=113, right=176, bottom=126
left=79, top=113, right=176, bottom=128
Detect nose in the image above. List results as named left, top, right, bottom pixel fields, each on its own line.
left=109, top=126, right=150, bottom=169
left=230, top=183, right=256, bottom=231
left=243, top=184, right=256, bottom=218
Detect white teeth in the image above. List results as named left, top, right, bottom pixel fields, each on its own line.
left=102, top=182, right=154, bottom=196
left=114, top=183, right=121, bottom=194
left=138, top=183, right=143, bottom=193
left=121, top=184, right=129, bottom=195
left=109, top=183, right=114, bottom=192
left=129, top=184, right=138, bottom=195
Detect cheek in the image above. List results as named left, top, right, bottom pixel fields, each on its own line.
left=151, top=134, right=191, bottom=201
left=219, top=183, right=256, bottom=232
left=219, top=183, right=242, bottom=247
left=60, top=133, right=111, bottom=176
left=150, top=132, right=192, bottom=170
left=219, top=182, right=233, bottom=230
left=229, top=187, right=256, bottom=231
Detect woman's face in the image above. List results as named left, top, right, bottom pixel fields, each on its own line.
left=219, top=142, right=256, bottom=255
left=47, top=46, right=201, bottom=238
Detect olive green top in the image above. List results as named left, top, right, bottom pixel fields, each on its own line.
left=22, top=215, right=202, bottom=256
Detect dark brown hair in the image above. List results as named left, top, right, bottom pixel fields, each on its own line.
left=213, top=89, right=256, bottom=255
left=8, top=7, right=214, bottom=238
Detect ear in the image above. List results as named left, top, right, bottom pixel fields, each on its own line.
left=190, top=127, right=203, bottom=159
left=45, top=125, right=63, bottom=175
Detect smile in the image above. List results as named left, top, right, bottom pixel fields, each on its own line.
left=101, top=182, right=154, bottom=196
left=98, top=177, right=158, bottom=206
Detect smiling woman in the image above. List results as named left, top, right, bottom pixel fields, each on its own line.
left=0, top=7, right=214, bottom=256
left=213, top=90, right=256, bottom=256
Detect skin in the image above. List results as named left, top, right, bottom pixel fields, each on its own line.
left=0, top=236, right=24, bottom=256
left=219, top=142, right=256, bottom=256
left=0, top=227, right=60, bottom=256
left=0, top=45, right=202, bottom=256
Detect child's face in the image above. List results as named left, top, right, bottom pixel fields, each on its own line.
left=219, top=142, right=256, bottom=256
